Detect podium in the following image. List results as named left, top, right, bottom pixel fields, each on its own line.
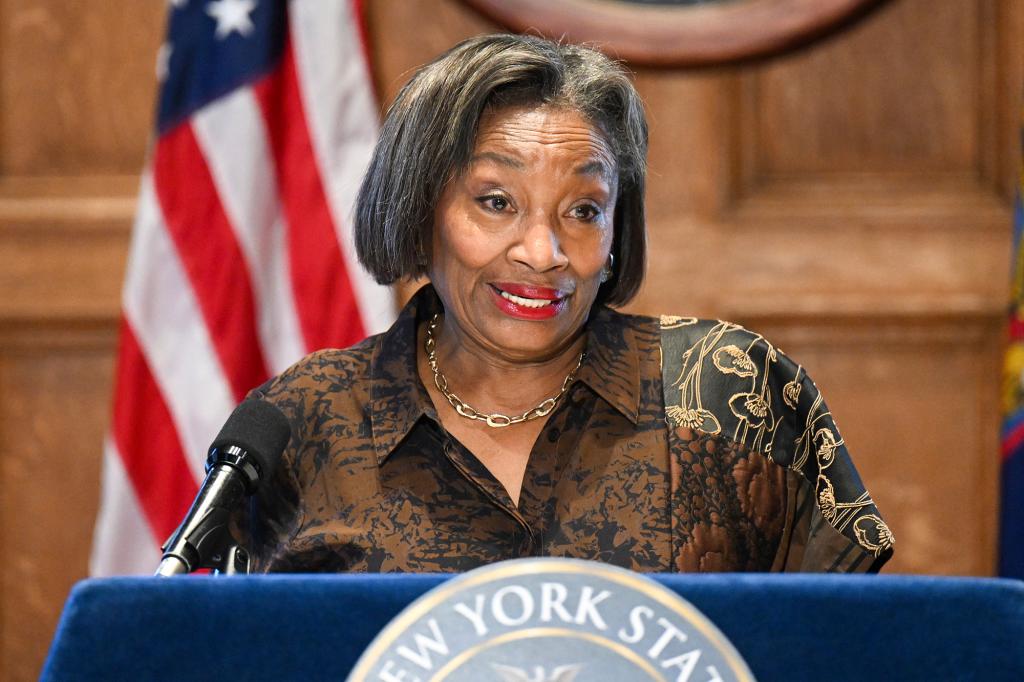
left=42, top=574, right=1024, bottom=681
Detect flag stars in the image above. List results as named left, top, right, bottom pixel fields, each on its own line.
left=156, top=43, right=173, bottom=81
left=168, top=0, right=188, bottom=8
left=206, top=0, right=257, bottom=40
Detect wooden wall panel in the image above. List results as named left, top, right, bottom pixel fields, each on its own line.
left=0, top=178, right=133, bottom=321
left=0, top=1, right=164, bottom=175
left=638, top=71, right=732, bottom=218
left=367, top=0, right=496, bottom=107
left=754, top=0, right=981, bottom=175
left=0, top=330, right=115, bottom=682
left=0, top=2, right=147, bottom=678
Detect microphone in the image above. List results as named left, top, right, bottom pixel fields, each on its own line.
left=155, top=398, right=290, bottom=577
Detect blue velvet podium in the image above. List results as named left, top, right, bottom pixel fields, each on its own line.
left=42, top=574, right=1024, bottom=681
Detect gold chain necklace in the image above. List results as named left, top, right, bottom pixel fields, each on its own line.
left=424, top=313, right=584, bottom=428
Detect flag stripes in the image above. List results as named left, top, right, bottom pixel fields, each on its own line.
left=91, top=443, right=163, bottom=576
left=123, top=174, right=235, bottom=482
left=91, top=0, right=391, bottom=575
left=153, top=125, right=273, bottom=399
left=111, top=319, right=199, bottom=541
left=288, top=0, right=392, bottom=335
left=254, top=40, right=366, bottom=351
left=192, top=88, right=306, bottom=374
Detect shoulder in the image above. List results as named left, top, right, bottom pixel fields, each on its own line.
left=249, top=335, right=382, bottom=441
left=594, top=310, right=781, bottom=356
left=658, top=316, right=798, bottom=384
left=658, top=316, right=781, bottom=357
left=260, top=336, right=378, bottom=396
left=590, top=305, right=662, bottom=350
left=657, top=316, right=808, bottom=459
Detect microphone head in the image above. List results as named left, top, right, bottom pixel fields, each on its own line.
left=209, top=398, right=291, bottom=488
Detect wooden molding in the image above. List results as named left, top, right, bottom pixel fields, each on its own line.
left=725, top=174, right=1010, bottom=225
left=460, top=0, right=887, bottom=66
left=0, top=175, right=138, bottom=232
left=0, top=319, right=118, bottom=350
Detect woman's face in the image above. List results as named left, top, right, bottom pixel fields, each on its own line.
left=429, top=104, right=618, bottom=363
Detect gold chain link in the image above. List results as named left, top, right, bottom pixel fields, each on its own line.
left=424, top=313, right=584, bottom=428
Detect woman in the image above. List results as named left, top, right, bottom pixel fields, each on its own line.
left=241, top=34, right=893, bottom=574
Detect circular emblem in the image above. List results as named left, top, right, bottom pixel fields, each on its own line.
left=348, top=558, right=756, bottom=681
left=460, top=0, right=885, bottom=66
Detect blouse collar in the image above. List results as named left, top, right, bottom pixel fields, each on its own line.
left=369, top=285, right=641, bottom=465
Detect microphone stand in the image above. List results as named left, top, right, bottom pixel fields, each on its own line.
left=154, top=449, right=252, bottom=577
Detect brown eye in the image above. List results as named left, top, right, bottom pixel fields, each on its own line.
left=570, top=204, right=600, bottom=222
left=478, top=195, right=510, bottom=212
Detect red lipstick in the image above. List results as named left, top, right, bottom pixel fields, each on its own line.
left=489, top=283, right=569, bottom=320
left=493, top=283, right=564, bottom=300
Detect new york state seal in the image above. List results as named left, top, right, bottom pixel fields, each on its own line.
left=347, top=558, right=755, bottom=682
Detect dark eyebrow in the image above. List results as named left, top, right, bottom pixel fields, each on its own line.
left=469, top=152, right=525, bottom=170
left=575, top=160, right=614, bottom=180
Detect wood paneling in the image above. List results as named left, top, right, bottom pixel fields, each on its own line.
left=366, top=0, right=497, bottom=107
left=0, top=0, right=1020, bottom=677
left=753, top=0, right=982, bottom=174
left=0, top=331, right=115, bottom=682
left=0, top=177, right=133, bottom=321
left=0, top=4, right=147, bottom=678
left=0, top=1, right=165, bottom=175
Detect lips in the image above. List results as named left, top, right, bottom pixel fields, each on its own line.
left=489, top=283, right=569, bottom=320
left=494, top=283, right=565, bottom=300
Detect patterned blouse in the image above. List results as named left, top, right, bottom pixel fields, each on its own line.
left=238, top=285, right=893, bottom=573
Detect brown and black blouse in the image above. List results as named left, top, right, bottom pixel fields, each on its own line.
left=238, top=285, right=893, bottom=574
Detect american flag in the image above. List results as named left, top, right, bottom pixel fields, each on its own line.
left=89, top=0, right=393, bottom=575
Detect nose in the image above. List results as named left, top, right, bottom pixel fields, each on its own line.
left=508, top=213, right=570, bottom=272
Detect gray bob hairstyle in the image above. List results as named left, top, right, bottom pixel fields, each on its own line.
left=354, top=33, right=648, bottom=307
